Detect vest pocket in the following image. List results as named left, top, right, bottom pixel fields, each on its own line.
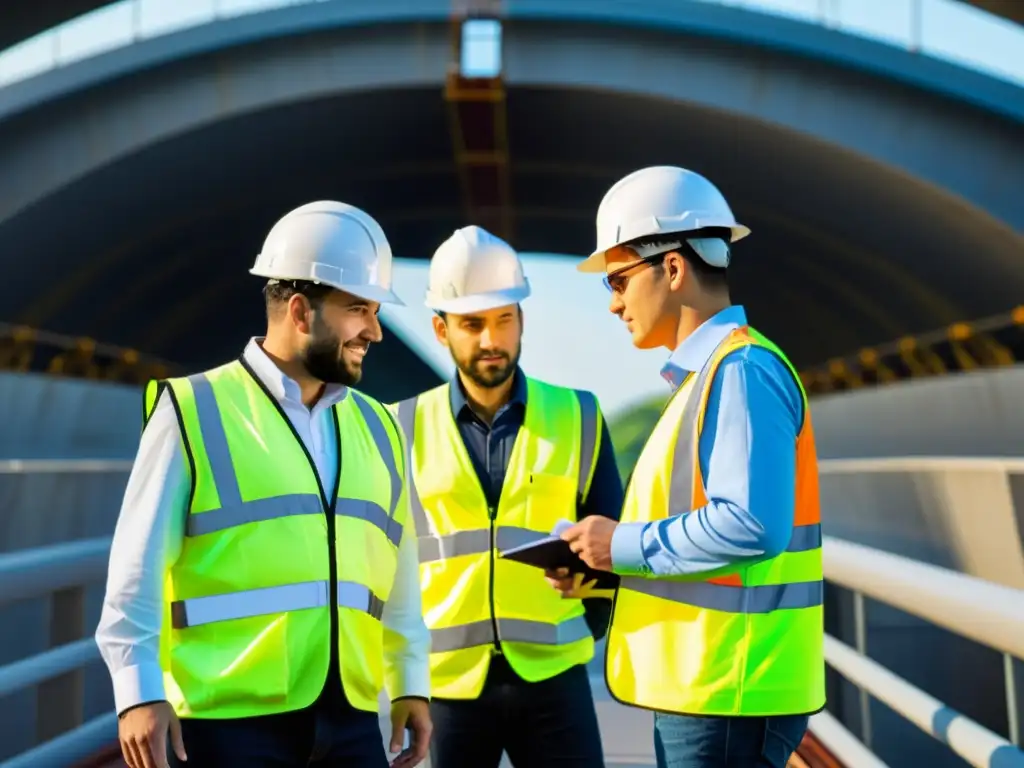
left=169, top=614, right=298, bottom=713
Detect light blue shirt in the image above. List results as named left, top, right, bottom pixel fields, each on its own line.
left=610, top=305, right=805, bottom=577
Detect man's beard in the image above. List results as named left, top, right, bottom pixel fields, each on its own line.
left=302, top=322, right=363, bottom=386
left=453, top=343, right=521, bottom=389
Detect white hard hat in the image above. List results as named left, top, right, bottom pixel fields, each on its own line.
left=251, top=200, right=404, bottom=306
left=424, top=225, right=530, bottom=314
left=578, top=166, right=750, bottom=273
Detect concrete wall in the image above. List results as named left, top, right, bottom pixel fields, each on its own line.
left=811, top=364, right=1024, bottom=459
left=0, top=371, right=142, bottom=460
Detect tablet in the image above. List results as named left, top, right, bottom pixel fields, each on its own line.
left=497, top=534, right=587, bottom=573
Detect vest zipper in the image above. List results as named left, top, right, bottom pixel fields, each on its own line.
left=326, top=410, right=343, bottom=693
left=487, top=504, right=500, bottom=651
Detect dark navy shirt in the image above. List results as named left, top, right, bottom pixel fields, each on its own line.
left=449, top=368, right=624, bottom=640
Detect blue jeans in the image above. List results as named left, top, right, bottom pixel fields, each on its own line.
left=654, top=712, right=809, bottom=768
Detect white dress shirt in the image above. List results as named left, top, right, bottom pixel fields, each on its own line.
left=95, top=338, right=430, bottom=715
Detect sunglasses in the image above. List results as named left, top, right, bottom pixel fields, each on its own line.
left=602, top=243, right=680, bottom=294
left=602, top=238, right=731, bottom=293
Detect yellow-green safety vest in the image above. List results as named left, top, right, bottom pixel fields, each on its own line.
left=606, top=326, right=826, bottom=717
left=144, top=358, right=408, bottom=718
left=392, top=377, right=602, bottom=700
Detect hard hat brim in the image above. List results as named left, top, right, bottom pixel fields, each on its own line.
left=576, top=250, right=608, bottom=274
left=576, top=223, right=751, bottom=274
left=425, top=285, right=530, bottom=315
left=344, top=284, right=406, bottom=307
left=250, top=268, right=405, bottom=306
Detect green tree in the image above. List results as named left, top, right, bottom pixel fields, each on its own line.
left=606, top=394, right=668, bottom=482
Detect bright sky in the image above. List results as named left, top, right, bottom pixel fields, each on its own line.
left=0, top=0, right=1020, bottom=417
left=1, top=0, right=1022, bottom=85
left=381, top=255, right=671, bottom=419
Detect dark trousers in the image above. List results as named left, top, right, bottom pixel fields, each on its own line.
left=169, top=688, right=388, bottom=768
left=653, top=712, right=809, bottom=768
left=429, top=656, right=605, bottom=768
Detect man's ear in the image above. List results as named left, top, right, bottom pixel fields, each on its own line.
left=432, top=314, right=448, bottom=346
left=288, top=293, right=314, bottom=335
left=665, top=251, right=687, bottom=291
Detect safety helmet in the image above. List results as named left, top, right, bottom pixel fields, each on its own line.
left=424, top=225, right=530, bottom=314
left=577, top=166, right=750, bottom=273
left=251, top=200, right=404, bottom=306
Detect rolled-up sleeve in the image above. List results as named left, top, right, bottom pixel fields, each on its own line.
left=610, top=346, right=804, bottom=578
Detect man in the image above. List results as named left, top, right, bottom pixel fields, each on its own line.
left=390, top=225, right=624, bottom=768
left=95, top=201, right=432, bottom=768
left=551, top=166, right=825, bottom=768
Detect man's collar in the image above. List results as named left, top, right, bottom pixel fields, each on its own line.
left=660, top=305, right=748, bottom=389
left=242, top=337, right=349, bottom=409
left=449, top=366, right=527, bottom=418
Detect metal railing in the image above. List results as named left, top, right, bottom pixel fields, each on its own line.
left=819, top=456, right=1024, bottom=474
left=0, top=0, right=1022, bottom=90
left=1, top=464, right=1024, bottom=765
left=0, top=538, right=117, bottom=768
left=0, top=322, right=177, bottom=386
left=7, top=304, right=1024, bottom=395
left=818, top=455, right=1024, bottom=762
left=822, top=537, right=1024, bottom=765
left=801, top=305, right=1024, bottom=396
left=817, top=456, right=1024, bottom=590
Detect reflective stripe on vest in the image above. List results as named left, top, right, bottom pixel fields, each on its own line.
left=171, top=579, right=386, bottom=629
left=180, top=373, right=402, bottom=546
left=155, top=360, right=406, bottom=719
left=606, top=327, right=825, bottom=717
left=417, top=525, right=550, bottom=562
left=394, top=378, right=599, bottom=699
left=430, top=615, right=593, bottom=653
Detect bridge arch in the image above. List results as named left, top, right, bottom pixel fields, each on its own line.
left=0, top=0, right=1020, bottom=373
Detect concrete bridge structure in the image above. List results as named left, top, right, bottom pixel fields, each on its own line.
left=0, top=2, right=1022, bottom=766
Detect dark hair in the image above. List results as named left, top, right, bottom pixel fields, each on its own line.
left=263, top=280, right=334, bottom=316
left=627, top=227, right=732, bottom=292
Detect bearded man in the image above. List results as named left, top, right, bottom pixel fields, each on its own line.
left=97, top=201, right=432, bottom=768
left=389, top=225, right=623, bottom=768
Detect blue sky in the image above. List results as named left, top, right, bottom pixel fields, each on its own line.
left=1, top=0, right=1022, bottom=86
left=0, top=0, right=1020, bottom=416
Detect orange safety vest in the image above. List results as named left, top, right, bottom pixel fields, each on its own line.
left=605, top=325, right=826, bottom=716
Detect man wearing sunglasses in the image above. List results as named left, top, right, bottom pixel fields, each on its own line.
left=549, top=166, right=825, bottom=768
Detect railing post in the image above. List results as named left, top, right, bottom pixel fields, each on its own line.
left=853, top=590, right=872, bottom=749
left=1007, top=653, right=1021, bottom=746
left=35, top=586, right=86, bottom=744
